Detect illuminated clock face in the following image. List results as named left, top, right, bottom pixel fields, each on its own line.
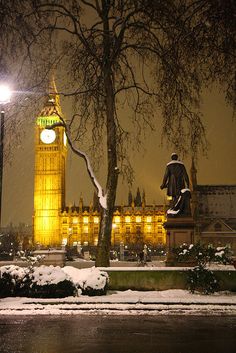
left=40, top=129, right=56, bottom=144
left=63, top=131, right=67, bottom=146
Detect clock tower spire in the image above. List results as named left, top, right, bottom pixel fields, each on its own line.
left=33, top=77, right=67, bottom=247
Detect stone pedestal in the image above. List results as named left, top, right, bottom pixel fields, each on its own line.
left=164, top=217, right=195, bottom=266
left=33, top=249, right=66, bottom=267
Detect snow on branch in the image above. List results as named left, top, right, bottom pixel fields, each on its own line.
left=46, top=114, right=107, bottom=209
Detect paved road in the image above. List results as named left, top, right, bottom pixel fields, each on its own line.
left=0, top=315, right=236, bottom=353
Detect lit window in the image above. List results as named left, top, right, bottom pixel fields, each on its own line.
left=136, top=216, right=141, bottom=223
left=83, top=217, right=89, bottom=224
left=146, top=225, right=152, bottom=233
left=146, top=216, right=152, bottom=223
left=114, top=216, right=120, bottom=223
left=73, top=218, right=78, bottom=224
left=94, top=217, right=99, bottom=224
left=125, top=216, right=131, bottom=223
left=83, top=226, right=88, bottom=233
left=62, top=238, right=67, bottom=245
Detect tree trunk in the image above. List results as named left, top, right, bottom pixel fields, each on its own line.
left=95, top=93, right=118, bottom=267
left=95, top=1, right=118, bottom=267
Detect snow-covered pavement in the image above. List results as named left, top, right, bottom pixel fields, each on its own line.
left=0, top=290, right=236, bottom=316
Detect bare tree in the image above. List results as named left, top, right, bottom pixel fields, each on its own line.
left=1, top=0, right=235, bottom=266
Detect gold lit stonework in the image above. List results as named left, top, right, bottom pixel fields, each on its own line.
left=33, top=79, right=166, bottom=248
left=33, top=77, right=67, bottom=246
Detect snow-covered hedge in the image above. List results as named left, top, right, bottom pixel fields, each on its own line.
left=0, top=265, right=109, bottom=298
left=63, top=266, right=109, bottom=296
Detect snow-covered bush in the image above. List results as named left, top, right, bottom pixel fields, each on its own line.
left=0, top=265, right=30, bottom=297
left=29, top=265, right=76, bottom=298
left=63, top=266, right=109, bottom=296
left=17, top=250, right=45, bottom=268
left=173, top=242, right=232, bottom=267
left=173, top=242, right=232, bottom=294
left=0, top=265, right=109, bottom=298
left=0, top=265, right=75, bottom=298
left=187, top=267, right=219, bottom=294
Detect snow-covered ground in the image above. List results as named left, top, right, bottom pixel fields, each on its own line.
left=0, top=289, right=236, bottom=316
left=1, top=263, right=235, bottom=316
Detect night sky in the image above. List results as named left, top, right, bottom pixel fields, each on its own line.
left=2, top=87, right=236, bottom=226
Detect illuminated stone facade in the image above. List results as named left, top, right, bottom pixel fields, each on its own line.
left=60, top=201, right=166, bottom=248
left=33, top=79, right=67, bottom=246
left=33, top=82, right=166, bottom=248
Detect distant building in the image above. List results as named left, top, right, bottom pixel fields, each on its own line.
left=191, top=161, right=236, bottom=254
left=60, top=198, right=166, bottom=249
left=33, top=79, right=166, bottom=248
left=33, top=79, right=236, bottom=253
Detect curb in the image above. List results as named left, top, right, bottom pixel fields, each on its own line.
left=0, top=300, right=236, bottom=316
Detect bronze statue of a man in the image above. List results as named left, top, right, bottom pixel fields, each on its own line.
left=160, top=153, right=190, bottom=206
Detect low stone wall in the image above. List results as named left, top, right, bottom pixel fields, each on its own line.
left=0, top=259, right=235, bottom=292
left=100, top=268, right=236, bottom=292
left=34, top=250, right=66, bottom=267
left=214, top=271, right=236, bottom=292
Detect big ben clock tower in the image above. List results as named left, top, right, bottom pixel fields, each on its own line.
left=33, top=78, right=67, bottom=247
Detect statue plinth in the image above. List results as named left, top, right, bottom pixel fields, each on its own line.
left=164, top=216, right=195, bottom=266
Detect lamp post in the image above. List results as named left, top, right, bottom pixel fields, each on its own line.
left=0, top=84, right=12, bottom=228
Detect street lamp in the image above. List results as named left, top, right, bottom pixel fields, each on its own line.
left=0, top=84, right=12, bottom=227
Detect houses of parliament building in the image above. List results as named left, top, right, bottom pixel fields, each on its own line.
left=33, top=81, right=166, bottom=249
left=33, top=79, right=236, bottom=254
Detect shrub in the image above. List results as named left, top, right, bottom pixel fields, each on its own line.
left=30, top=280, right=76, bottom=298
left=173, top=242, right=232, bottom=267
left=0, top=272, right=16, bottom=297
left=29, top=265, right=76, bottom=298
left=62, top=266, right=109, bottom=296
left=187, top=265, right=219, bottom=294
left=0, top=265, right=76, bottom=298
left=0, top=265, right=109, bottom=298
left=173, top=242, right=232, bottom=294
left=0, top=265, right=30, bottom=297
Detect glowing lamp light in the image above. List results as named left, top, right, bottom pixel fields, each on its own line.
left=0, top=84, right=12, bottom=104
